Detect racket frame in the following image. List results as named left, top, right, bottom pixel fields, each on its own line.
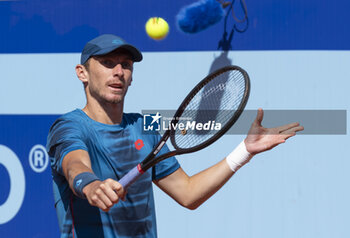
left=140, top=65, right=250, bottom=172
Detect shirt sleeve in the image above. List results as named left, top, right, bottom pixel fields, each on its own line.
left=151, top=134, right=180, bottom=180
left=46, top=118, right=88, bottom=175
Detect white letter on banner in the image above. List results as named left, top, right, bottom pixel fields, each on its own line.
left=0, top=145, right=26, bottom=224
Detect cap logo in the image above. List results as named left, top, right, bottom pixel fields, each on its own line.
left=112, top=39, right=123, bottom=45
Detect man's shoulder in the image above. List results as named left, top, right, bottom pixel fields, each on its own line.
left=46, top=109, right=87, bottom=151
left=49, top=109, right=86, bottom=132
left=59, top=109, right=84, bottom=121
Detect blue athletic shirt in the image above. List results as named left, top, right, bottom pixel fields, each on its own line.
left=47, top=109, right=180, bottom=238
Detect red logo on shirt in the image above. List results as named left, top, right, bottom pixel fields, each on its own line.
left=134, top=139, right=144, bottom=150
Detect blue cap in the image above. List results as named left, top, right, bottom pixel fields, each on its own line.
left=80, top=34, right=143, bottom=64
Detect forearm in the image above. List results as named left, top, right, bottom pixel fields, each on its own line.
left=183, top=159, right=235, bottom=209
left=62, top=149, right=94, bottom=192
left=66, top=161, right=94, bottom=191
left=156, top=160, right=235, bottom=210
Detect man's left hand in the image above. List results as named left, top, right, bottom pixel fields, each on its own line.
left=244, top=108, right=304, bottom=155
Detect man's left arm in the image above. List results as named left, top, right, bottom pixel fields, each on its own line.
left=154, top=108, right=304, bottom=210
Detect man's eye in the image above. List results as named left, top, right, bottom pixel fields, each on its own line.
left=102, top=60, right=115, bottom=67
left=121, top=62, right=132, bottom=69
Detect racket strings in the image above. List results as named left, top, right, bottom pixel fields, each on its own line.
left=173, top=69, right=246, bottom=149
left=186, top=71, right=244, bottom=110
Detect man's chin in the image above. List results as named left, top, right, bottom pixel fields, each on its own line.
left=96, top=92, right=125, bottom=105
left=106, top=96, right=124, bottom=104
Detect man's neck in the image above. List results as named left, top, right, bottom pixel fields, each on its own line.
left=83, top=100, right=124, bottom=125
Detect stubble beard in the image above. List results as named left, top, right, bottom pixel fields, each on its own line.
left=89, top=84, right=126, bottom=105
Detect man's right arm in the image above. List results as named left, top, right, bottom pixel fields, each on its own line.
left=62, top=149, right=125, bottom=212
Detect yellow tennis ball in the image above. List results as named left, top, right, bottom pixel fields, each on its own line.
left=145, top=17, right=169, bottom=40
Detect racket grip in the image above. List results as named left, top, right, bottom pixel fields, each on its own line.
left=118, top=164, right=144, bottom=190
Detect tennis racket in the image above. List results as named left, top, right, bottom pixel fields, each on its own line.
left=119, top=65, right=250, bottom=189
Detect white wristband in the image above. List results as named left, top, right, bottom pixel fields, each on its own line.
left=226, top=140, right=253, bottom=172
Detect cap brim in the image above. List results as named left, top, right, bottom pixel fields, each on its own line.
left=93, top=44, right=143, bottom=62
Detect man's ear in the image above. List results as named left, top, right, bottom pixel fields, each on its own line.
left=129, top=77, right=133, bottom=86
left=75, top=64, right=88, bottom=83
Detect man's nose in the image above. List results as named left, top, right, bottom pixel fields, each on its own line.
left=113, top=63, right=124, bottom=76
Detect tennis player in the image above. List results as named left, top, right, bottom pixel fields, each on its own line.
left=47, top=34, right=303, bottom=238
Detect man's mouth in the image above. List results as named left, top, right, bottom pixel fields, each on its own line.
left=108, top=83, right=123, bottom=90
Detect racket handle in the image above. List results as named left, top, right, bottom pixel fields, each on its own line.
left=118, top=164, right=144, bottom=190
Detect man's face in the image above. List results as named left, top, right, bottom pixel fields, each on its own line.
left=85, top=49, right=134, bottom=105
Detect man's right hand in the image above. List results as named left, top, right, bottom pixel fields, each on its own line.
left=62, top=150, right=126, bottom=211
left=82, top=179, right=126, bottom=212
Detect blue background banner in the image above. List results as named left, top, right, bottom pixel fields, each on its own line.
left=0, top=0, right=349, bottom=53
left=0, top=115, right=60, bottom=237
